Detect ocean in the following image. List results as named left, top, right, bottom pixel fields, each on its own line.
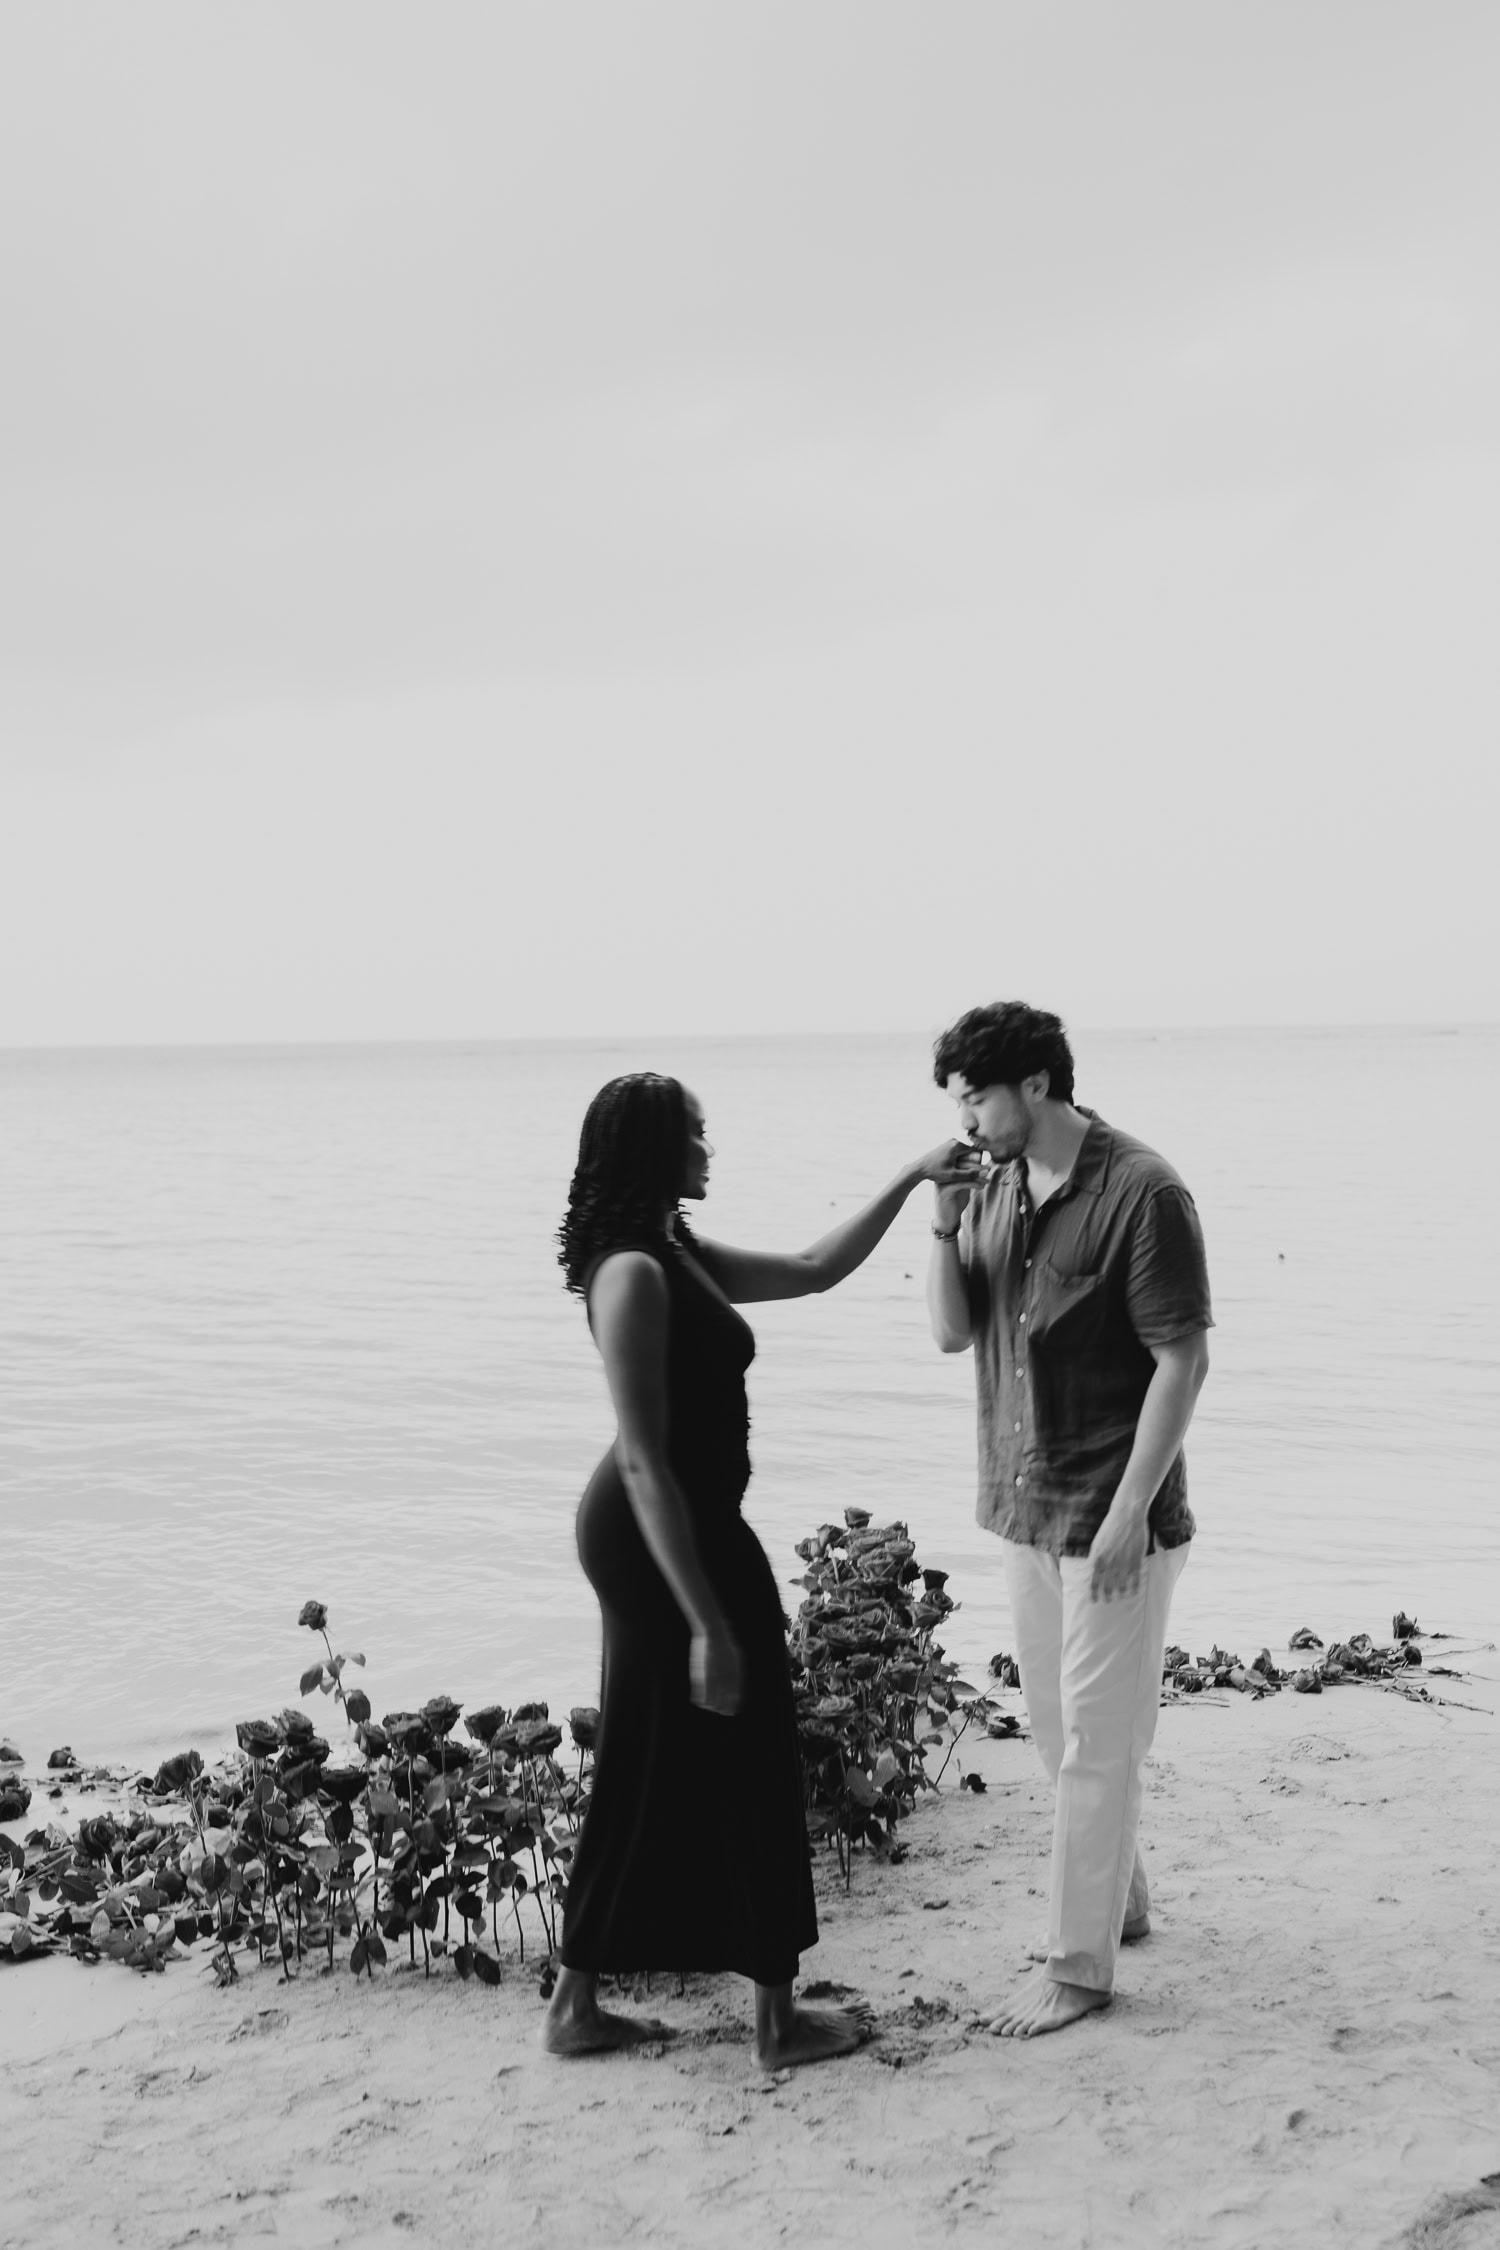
left=2, top=1027, right=1497, bottom=1768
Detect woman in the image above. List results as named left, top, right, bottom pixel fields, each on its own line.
left=542, top=1072, right=977, bottom=2069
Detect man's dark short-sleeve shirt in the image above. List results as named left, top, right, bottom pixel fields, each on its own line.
left=962, top=1111, right=1213, bottom=1556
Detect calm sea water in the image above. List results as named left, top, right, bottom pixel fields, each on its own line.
left=2, top=1028, right=1497, bottom=1768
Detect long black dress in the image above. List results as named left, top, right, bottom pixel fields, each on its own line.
left=559, top=1235, right=817, bottom=1987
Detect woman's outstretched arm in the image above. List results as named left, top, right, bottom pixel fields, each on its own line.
left=694, top=1141, right=980, bottom=1304
left=590, top=1251, right=744, bottom=1714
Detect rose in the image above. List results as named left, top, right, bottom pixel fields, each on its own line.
left=421, top=1696, right=462, bottom=1739
left=343, top=1690, right=372, bottom=1725
left=319, top=1762, right=369, bottom=1806
left=381, top=1713, right=434, bottom=1752
left=279, top=1733, right=329, bottom=1769
left=464, top=1705, right=508, bottom=1746
left=236, top=1719, right=281, bottom=1758
left=298, top=1601, right=329, bottom=1632
left=153, top=1750, right=202, bottom=1794
left=568, top=1707, right=600, bottom=1752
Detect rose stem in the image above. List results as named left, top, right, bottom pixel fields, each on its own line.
left=438, top=1734, right=451, bottom=1947
left=319, top=1627, right=351, bottom=1728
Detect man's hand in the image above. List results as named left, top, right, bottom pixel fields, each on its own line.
left=1086, top=1334, right=1209, bottom=1601
left=1087, top=1506, right=1150, bottom=1603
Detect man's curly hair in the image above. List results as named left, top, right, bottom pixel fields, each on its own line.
left=932, top=1002, right=1076, bottom=1103
left=558, top=1073, right=694, bottom=1295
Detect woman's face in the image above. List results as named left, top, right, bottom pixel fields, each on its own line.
left=679, top=1087, right=713, bottom=1200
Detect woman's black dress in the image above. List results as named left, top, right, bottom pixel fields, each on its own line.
left=559, top=1237, right=817, bottom=1988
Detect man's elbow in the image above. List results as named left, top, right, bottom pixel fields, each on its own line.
left=1184, top=1333, right=1211, bottom=1390
left=930, top=1322, right=972, bottom=1355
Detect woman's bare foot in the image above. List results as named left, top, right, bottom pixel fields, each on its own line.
left=987, top=1969, right=1111, bottom=2039
left=756, top=2002, right=864, bottom=2070
left=1024, top=1910, right=1148, bottom=1965
left=540, top=1967, right=676, bottom=2056
left=754, top=1979, right=867, bottom=2070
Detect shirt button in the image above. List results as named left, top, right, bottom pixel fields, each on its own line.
left=1024, top=1258, right=1032, bottom=1269
left=1013, top=1420, right=1021, bottom=1433
left=1015, top=1473, right=1024, bottom=1486
left=1018, top=1312, right=1026, bottom=1324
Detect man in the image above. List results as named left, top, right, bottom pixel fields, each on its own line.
left=927, top=1001, right=1211, bottom=2039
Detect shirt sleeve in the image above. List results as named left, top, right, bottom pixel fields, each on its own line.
left=1124, top=1185, right=1213, bottom=1347
left=959, top=1197, right=991, bottom=1328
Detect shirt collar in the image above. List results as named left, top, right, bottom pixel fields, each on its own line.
left=1063, top=1109, right=1111, bottom=1199
left=1011, top=1108, right=1110, bottom=1205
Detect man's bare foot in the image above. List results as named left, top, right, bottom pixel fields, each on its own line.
left=755, top=2002, right=864, bottom=2071
left=987, top=1970, right=1110, bottom=2039
left=540, top=2006, right=676, bottom=2055
left=540, top=1968, right=675, bottom=2056
left=1024, top=1911, right=1148, bottom=1965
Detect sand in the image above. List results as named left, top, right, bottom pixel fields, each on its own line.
left=4, top=1659, right=1499, bottom=2250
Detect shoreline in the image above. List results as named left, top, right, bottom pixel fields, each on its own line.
left=5, top=1662, right=1499, bottom=2249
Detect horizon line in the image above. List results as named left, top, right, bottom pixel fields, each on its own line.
left=0, top=1018, right=1493, bottom=1060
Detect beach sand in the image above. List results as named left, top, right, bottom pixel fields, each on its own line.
left=4, top=1662, right=1499, bottom=2250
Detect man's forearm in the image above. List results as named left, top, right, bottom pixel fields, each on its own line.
left=926, top=1232, right=972, bottom=1350
left=1105, top=1352, right=1208, bottom=1521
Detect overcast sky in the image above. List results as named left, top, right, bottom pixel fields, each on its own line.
left=2, top=2, right=1496, bottom=1043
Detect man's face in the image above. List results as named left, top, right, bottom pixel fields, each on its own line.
left=945, top=1074, right=1040, bottom=1162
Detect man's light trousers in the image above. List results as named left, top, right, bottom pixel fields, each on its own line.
left=1000, top=1537, right=1189, bottom=1993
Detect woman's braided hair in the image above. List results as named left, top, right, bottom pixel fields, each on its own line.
left=558, top=1073, right=695, bottom=1296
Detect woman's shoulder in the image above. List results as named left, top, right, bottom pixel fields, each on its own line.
left=583, top=1242, right=669, bottom=1308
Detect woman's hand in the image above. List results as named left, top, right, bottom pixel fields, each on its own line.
left=914, top=1137, right=987, bottom=1232
left=912, top=1137, right=987, bottom=1189
left=690, top=1626, right=746, bottom=1716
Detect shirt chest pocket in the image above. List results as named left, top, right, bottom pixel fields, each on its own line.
left=1029, top=1262, right=1107, bottom=1351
